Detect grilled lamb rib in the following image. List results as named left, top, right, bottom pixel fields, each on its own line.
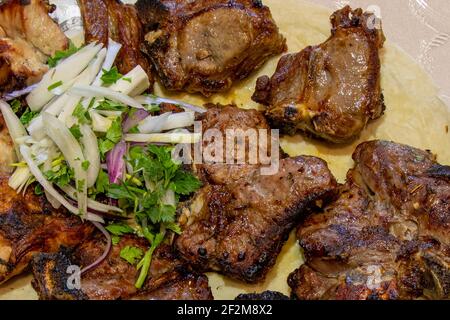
left=289, top=141, right=450, bottom=300
left=252, top=6, right=385, bottom=143
left=0, top=177, right=94, bottom=285
left=136, top=0, right=286, bottom=96
left=31, top=234, right=213, bottom=300
left=176, top=105, right=337, bottom=282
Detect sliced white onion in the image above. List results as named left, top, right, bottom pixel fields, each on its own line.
left=27, top=43, right=103, bottom=111
left=134, top=95, right=206, bottom=114
left=45, top=190, right=62, bottom=209
left=124, top=132, right=201, bottom=144
left=59, top=48, right=107, bottom=126
left=79, top=124, right=101, bottom=188
left=0, top=99, right=28, bottom=159
left=109, top=65, right=150, bottom=96
left=8, top=166, right=31, bottom=193
left=69, top=85, right=145, bottom=109
left=60, top=185, right=123, bottom=213
left=93, top=39, right=122, bottom=86
left=20, top=145, right=103, bottom=223
left=90, top=110, right=113, bottom=133
left=42, top=113, right=88, bottom=218
left=138, top=112, right=195, bottom=134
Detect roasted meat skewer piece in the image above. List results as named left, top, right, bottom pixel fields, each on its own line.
left=253, top=6, right=385, bottom=143
left=289, top=141, right=450, bottom=300
left=136, top=0, right=287, bottom=96
left=32, top=234, right=213, bottom=300
left=175, top=105, right=337, bottom=282
left=0, top=0, right=68, bottom=95
left=0, top=177, right=94, bottom=285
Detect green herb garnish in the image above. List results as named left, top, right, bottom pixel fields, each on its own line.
left=120, top=246, right=144, bottom=265
left=48, top=41, right=79, bottom=68
left=101, top=67, right=124, bottom=85
left=19, top=108, right=39, bottom=126
left=47, top=81, right=63, bottom=92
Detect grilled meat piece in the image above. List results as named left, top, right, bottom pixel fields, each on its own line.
left=78, top=0, right=153, bottom=85
left=136, top=0, right=286, bottom=96
left=289, top=141, right=450, bottom=300
left=235, top=291, right=290, bottom=300
left=176, top=105, right=337, bottom=283
left=252, top=6, right=385, bottom=143
left=0, top=115, right=15, bottom=175
left=0, top=0, right=68, bottom=94
left=32, top=234, right=213, bottom=300
left=0, top=177, right=93, bottom=285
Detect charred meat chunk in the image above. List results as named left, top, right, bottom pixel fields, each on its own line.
left=176, top=105, right=337, bottom=282
left=0, top=0, right=68, bottom=95
left=31, top=234, right=213, bottom=300
left=136, top=0, right=286, bottom=95
left=0, top=177, right=93, bottom=284
left=235, top=291, right=290, bottom=300
left=289, top=141, right=450, bottom=300
left=253, top=6, right=385, bottom=143
left=78, top=0, right=153, bottom=84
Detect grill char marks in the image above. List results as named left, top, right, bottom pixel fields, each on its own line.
left=31, top=234, right=213, bottom=300
left=0, top=177, right=94, bottom=285
left=252, top=6, right=385, bottom=143
left=176, top=105, right=337, bottom=282
left=289, top=141, right=450, bottom=300
left=136, top=0, right=286, bottom=96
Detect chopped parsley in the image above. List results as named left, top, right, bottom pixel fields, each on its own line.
left=100, top=66, right=125, bottom=85
left=106, top=222, right=135, bottom=245
left=98, top=117, right=122, bottom=159
left=120, top=246, right=143, bottom=265
left=96, top=99, right=128, bottom=112
left=105, top=145, right=202, bottom=288
left=72, top=103, right=91, bottom=125
left=10, top=99, right=21, bottom=113
left=82, top=160, right=90, bottom=171
left=48, top=41, right=79, bottom=68
left=69, top=124, right=83, bottom=141
left=44, top=160, right=74, bottom=188
left=20, top=108, right=39, bottom=126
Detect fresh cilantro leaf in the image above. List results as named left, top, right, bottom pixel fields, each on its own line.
left=47, top=81, right=63, bottom=92
left=145, top=104, right=161, bottom=113
left=98, top=118, right=122, bottom=158
left=10, top=99, right=21, bottom=113
left=148, top=204, right=176, bottom=224
left=169, top=170, right=202, bottom=195
left=72, top=103, right=91, bottom=125
left=47, top=41, right=79, bottom=68
left=96, top=99, right=128, bottom=112
left=105, top=223, right=135, bottom=236
left=44, top=163, right=74, bottom=188
left=112, top=235, right=120, bottom=245
left=120, top=246, right=143, bottom=265
left=34, top=184, right=44, bottom=196
left=69, top=125, right=83, bottom=141
left=82, top=160, right=90, bottom=171
left=100, top=67, right=123, bottom=85
left=164, top=222, right=181, bottom=235
left=95, top=170, right=109, bottom=194
left=19, top=108, right=39, bottom=126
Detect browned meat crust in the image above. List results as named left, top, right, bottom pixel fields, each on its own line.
left=289, top=141, right=450, bottom=300
left=175, top=105, right=337, bottom=283
left=0, top=177, right=94, bottom=285
left=235, top=291, right=290, bottom=300
left=136, top=0, right=286, bottom=96
left=31, top=235, right=213, bottom=300
left=78, top=0, right=153, bottom=85
left=0, top=0, right=68, bottom=94
left=0, top=114, right=15, bottom=175
left=252, top=6, right=385, bottom=143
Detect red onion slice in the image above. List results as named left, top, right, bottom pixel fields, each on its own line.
left=106, top=140, right=127, bottom=184
left=3, top=84, right=38, bottom=101
left=81, top=221, right=112, bottom=275
left=122, top=109, right=149, bottom=133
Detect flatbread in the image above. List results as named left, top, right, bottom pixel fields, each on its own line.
left=0, top=0, right=449, bottom=300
